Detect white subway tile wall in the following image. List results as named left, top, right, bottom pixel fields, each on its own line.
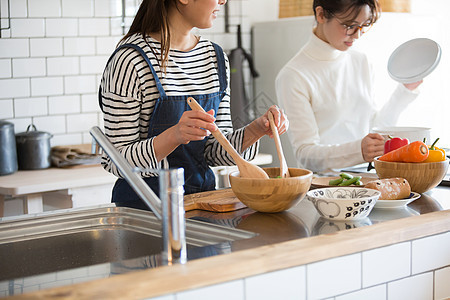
left=335, top=285, right=387, bottom=300
left=307, top=254, right=361, bottom=299
left=9, top=0, right=28, bottom=18
left=176, top=280, right=244, bottom=300
left=0, top=78, right=30, bottom=98
left=28, top=0, right=61, bottom=18
left=67, top=113, right=98, bottom=132
left=94, top=0, right=120, bottom=18
left=12, top=58, right=46, bottom=77
left=64, top=75, right=97, bottom=94
left=47, top=57, right=80, bottom=76
left=10, top=19, right=45, bottom=37
left=0, top=0, right=249, bottom=145
left=79, top=18, right=110, bottom=36
left=80, top=56, right=109, bottom=74
left=33, top=115, right=66, bottom=134
left=46, top=18, right=79, bottom=37
left=30, top=38, right=63, bottom=57
left=411, top=232, right=450, bottom=274
left=388, top=272, right=434, bottom=300
left=49, top=95, right=81, bottom=114
left=0, top=59, right=11, bottom=78
left=14, top=97, right=48, bottom=117
left=245, top=266, right=306, bottom=300
left=435, top=266, right=450, bottom=299
left=362, top=242, right=411, bottom=287
left=81, top=93, right=99, bottom=112
left=0, top=99, right=13, bottom=118
left=0, top=39, right=29, bottom=57
left=31, top=77, right=64, bottom=97
left=62, top=0, right=94, bottom=18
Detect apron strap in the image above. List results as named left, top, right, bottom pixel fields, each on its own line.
left=99, top=43, right=166, bottom=112
left=212, top=42, right=227, bottom=95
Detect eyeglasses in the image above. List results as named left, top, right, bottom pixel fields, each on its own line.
left=331, top=14, right=372, bottom=36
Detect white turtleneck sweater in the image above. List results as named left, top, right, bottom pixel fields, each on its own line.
left=276, top=33, right=418, bottom=172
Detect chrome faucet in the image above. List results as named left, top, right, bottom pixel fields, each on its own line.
left=89, top=126, right=187, bottom=264
left=159, top=168, right=187, bottom=264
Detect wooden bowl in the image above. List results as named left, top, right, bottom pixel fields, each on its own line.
left=229, top=167, right=313, bottom=213
left=373, top=157, right=449, bottom=193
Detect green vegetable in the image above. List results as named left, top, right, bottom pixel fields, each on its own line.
left=328, top=173, right=363, bottom=186
left=338, top=176, right=362, bottom=186
left=339, top=173, right=353, bottom=180
left=329, top=177, right=344, bottom=185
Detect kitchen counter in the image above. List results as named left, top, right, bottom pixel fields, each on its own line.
left=2, top=182, right=450, bottom=299
left=0, top=165, right=117, bottom=216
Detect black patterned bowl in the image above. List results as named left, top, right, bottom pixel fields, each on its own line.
left=306, top=187, right=381, bottom=220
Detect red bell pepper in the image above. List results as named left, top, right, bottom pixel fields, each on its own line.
left=384, top=135, right=409, bottom=154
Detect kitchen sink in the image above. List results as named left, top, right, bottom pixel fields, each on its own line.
left=0, top=205, right=255, bottom=281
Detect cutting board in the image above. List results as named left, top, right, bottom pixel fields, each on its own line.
left=184, top=188, right=247, bottom=212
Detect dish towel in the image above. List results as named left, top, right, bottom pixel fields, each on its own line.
left=51, top=146, right=101, bottom=168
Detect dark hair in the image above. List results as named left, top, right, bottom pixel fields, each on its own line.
left=120, top=0, right=178, bottom=72
left=313, top=0, right=380, bottom=25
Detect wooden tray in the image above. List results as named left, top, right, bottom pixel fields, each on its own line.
left=184, top=188, right=246, bottom=212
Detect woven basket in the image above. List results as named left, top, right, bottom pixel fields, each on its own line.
left=378, top=0, right=411, bottom=12
left=279, top=0, right=313, bottom=18
left=278, top=0, right=411, bottom=19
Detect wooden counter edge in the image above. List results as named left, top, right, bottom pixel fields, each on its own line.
left=10, top=209, right=450, bottom=300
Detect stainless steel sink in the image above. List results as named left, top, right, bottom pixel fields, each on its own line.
left=0, top=205, right=255, bottom=281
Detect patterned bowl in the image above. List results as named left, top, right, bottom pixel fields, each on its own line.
left=306, top=187, right=381, bottom=220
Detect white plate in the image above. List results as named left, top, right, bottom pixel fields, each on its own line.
left=371, top=126, right=431, bottom=143
left=388, top=38, right=441, bottom=84
left=374, top=192, right=421, bottom=209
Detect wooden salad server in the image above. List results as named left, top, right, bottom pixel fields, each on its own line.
left=268, top=111, right=290, bottom=178
left=187, top=97, right=269, bottom=179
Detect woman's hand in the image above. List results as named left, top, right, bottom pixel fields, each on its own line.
left=361, top=133, right=385, bottom=162
left=403, top=79, right=423, bottom=91
left=173, top=109, right=217, bottom=145
left=243, top=105, right=289, bottom=150
left=153, top=109, right=217, bottom=162
left=262, top=105, right=289, bottom=138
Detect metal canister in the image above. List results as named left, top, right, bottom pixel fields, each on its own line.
left=15, top=124, right=53, bottom=170
left=0, top=120, right=18, bottom=175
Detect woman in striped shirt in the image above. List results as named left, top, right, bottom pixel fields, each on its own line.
left=99, top=0, right=289, bottom=209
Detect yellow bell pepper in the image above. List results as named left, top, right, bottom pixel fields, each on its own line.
left=423, top=138, right=446, bottom=162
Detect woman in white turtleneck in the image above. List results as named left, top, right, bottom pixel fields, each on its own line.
left=276, top=0, right=422, bottom=173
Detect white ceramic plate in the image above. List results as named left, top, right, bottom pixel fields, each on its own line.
left=388, top=38, right=441, bottom=84
left=374, top=192, right=421, bottom=209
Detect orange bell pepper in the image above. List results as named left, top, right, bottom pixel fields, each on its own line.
left=423, top=138, right=446, bottom=162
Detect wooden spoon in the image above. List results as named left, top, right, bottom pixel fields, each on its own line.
left=268, top=111, right=290, bottom=178
left=187, top=97, right=269, bottom=179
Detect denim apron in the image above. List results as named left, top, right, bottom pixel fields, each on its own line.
left=100, top=42, right=227, bottom=209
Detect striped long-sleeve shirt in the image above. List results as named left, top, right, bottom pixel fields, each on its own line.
left=100, top=33, right=258, bottom=178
